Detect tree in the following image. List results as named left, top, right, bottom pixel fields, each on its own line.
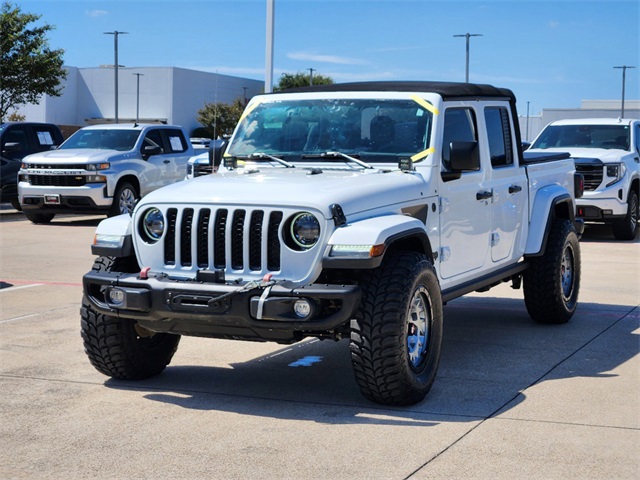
left=197, top=97, right=246, bottom=138
left=0, top=1, right=67, bottom=122
left=274, top=72, right=333, bottom=92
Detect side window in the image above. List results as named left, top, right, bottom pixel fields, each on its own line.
left=442, top=108, right=477, bottom=171
left=33, top=127, right=56, bottom=150
left=484, top=107, right=514, bottom=167
left=635, top=123, right=640, bottom=154
left=142, top=129, right=164, bottom=157
left=164, top=129, right=187, bottom=153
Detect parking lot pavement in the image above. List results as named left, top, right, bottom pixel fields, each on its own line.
left=1, top=212, right=638, bottom=480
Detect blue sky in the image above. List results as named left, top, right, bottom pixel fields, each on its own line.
left=18, top=0, right=640, bottom=115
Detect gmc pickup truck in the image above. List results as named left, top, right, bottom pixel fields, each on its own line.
left=18, top=123, right=194, bottom=224
left=528, top=118, right=639, bottom=240
left=81, top=82, right=584, bottom=406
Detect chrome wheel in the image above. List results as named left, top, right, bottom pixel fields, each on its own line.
left=560, top=243, right=575, bottom=302
left=407, top=286, right=431, bottom=370
left=118, top=187, right=137, bottom=214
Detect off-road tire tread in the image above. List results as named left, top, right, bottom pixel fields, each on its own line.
left=523, top=219, right=580, bottom=324
left=81, top=256, right=180, bottom=379
left=350, top=251, right=442, bottom=406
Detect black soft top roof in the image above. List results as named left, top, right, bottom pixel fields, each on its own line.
left=282, top=81, right=516, bottom=102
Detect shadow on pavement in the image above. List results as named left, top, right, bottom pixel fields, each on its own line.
left=103, top=296, right=639, bottom=425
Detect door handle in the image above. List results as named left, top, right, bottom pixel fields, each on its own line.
left=476, top=190, right=493, bottom=200
left=163, top=160, right=171, bottom=164
left=508, top=185, right=522, bottom=194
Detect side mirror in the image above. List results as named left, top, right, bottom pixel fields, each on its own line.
left=2, top=142, right=22, bottom=154
left=143, top=145, right=163, bottom=158
left=449, top=141, right=480, bottom=171
left=209, top=140, right=228, bottom=172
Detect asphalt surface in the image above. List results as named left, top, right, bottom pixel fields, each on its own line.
left=1, top=205, right=638, bottom=480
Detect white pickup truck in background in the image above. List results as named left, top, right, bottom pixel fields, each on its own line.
left=528, top=118, right=640, bottom=240
left=18, top=123, right=195, bottom=224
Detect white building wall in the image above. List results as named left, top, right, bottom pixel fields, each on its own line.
left=14, top=66, right=264, bottom=135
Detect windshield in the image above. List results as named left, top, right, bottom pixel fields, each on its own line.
left=531, top=124, right=630, bottom=150
left=59, top=129, right=141, bottom=151
left=228, top=98, right=433, bottom=163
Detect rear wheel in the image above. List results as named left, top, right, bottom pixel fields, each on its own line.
left=24, top=212, right=55, bottom=224
left=350, top=251, right=443, bottom=406
left=109, top=181, right=138, bottom=217
left=523, top=219, right=580, bottom=324
left=81, top=256, right=180, bottom=379
left=612, top=189, right=638, bottom=240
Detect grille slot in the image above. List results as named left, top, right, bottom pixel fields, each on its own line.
left=164, top=208, right=178, bottom=265
left=28, top=175, right=87, bottom=187
left=158, top=206, right=283, bottom=274
left=575, top=164, right=603, bottom=191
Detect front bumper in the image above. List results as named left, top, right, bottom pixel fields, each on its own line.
left=19, top=182, right=112, bottom=213
left=83, top=270, right=361, bottom=343
left=576, top=198, right=627, bottom=223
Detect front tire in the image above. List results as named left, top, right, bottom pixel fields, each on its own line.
left=81, top=256, right=180, bottom=379
left=523, top=219, right=581, bottom=324
left=612, top=189, right=638, bottom=240
left=350, top=251, right=443, bottom=406
left=24, top=212, right=55, bottom=224
left=108, top=181, right=138, bottom=217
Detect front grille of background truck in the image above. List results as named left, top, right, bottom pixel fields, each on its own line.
left=575, top=164, right=603, bottom=191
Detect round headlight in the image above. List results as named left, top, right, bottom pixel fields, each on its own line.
left=142, top=208, right=165, bottom=242
left=290, top=212, right=320, bottom=249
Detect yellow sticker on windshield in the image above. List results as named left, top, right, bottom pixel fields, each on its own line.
left=238, top=99, right=262, bottom=122
left=410, top=95, right=439, bottom=115
left=410, top=147, right=435, bottom=162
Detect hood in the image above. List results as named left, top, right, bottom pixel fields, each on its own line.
left=23, top=148, right=131, bottom=164
left=138, top=167, right=427, bottom=219
left=527, top=147, right=629, bottom=163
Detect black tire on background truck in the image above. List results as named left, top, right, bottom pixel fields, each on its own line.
left=81, top=256, right=181, bottom=379
left=523, top=219, right=581, bottom=324
left=24, top=212, right=55, bottom=224
left=108, top=181, right=138, bottom=217
left=350, top=251, right=443, bottom=406
left=612, top=189, right=638, bottom=241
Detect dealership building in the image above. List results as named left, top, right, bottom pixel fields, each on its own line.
left=14, top=66, right=264, bottom=137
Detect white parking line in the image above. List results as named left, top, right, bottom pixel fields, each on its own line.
left=0, top=283, right=44, bottom=293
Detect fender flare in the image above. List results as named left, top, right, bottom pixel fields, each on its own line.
left=323, top=215, right=432, bottom=269
left=91, top=214, right=134, bottom=257
left=525, top=186, right=574, bottom=257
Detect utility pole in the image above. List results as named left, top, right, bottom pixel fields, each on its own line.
left=453, top=33, right=482, bottom=83
left=308, top=68, right=315, bottom=86
left=613, top=65, right=635, bottom=118
left=104, top=31, right=129, bottom=123
left=132, top=73, right=144, bottom=125
left=265, top=0, right=275, bottom=93
left=526, top=101, right=530, bottom=142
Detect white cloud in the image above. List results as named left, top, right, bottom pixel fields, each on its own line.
left=85, top=10, right=108, bottom=18
left=287, top=52, right=369, bottom=66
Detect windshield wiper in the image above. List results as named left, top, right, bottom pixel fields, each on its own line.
left=302, top=151, right=374, bottom=169
left=236, top=152, right=295, bottom=168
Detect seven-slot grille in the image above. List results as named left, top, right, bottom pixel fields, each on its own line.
left=575, top=164, right=603, bottom=191
left=162, top=207, right=283, bottom=273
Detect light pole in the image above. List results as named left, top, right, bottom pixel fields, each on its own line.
left=308, top=67, right=315, bottom=86
left=613, top=65, right=636, bottom=118
left=526, top=101, right=530, bottom=142
left=104, top=31, right=129, bottom=123
left=265, top=0, right=275, bottom=93
left=453, top=33, right=482, bottom=83
left=132, top=73, right=144, bottom=125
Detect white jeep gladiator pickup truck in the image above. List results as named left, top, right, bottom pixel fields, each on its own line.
left=528, top=118, right=639, bottom=240
left=81, top=82, right=584, bottom=406
left=18, top=123, right=194, bottom=224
